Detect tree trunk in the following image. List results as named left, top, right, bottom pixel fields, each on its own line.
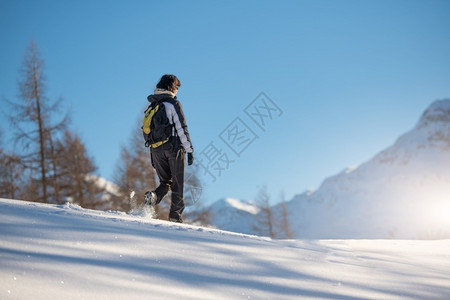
left=32, top=51, right=48, bottom=203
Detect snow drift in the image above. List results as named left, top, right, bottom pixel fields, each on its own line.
left=1, top=198, right=449, bottom=299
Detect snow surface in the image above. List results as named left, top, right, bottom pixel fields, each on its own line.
left=1, top=198, right=450, bottom=300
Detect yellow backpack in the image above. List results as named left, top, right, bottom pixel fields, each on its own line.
left=142, top=101, right=172, bottom=148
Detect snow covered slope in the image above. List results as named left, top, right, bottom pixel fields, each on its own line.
left=284, top=99, right=450, bottom=239
left=2, top=198, right=449, bottom=299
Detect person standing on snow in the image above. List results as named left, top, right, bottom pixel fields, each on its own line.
left=144, top=74, right=194, bottom=223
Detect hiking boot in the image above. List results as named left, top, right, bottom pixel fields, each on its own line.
left=144, top=191, right=157, bottom=206
left=169, top=217, right=183, bottom=223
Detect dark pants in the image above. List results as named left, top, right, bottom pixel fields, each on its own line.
left=151, top=146, right=185, bottom=221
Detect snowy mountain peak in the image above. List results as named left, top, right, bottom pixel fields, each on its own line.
left=223, top=197, right=260, bottom=214
left=208, top=99, right=450, bottom=239
left=408, top=99, right=450, bottom=150
left=86, top=174, right=120, bottom=196
left=282, top=99, right=450, bottom=239
left=416, top=99, right=450, bottom=129
left=210, top=198, right=259, bottom=214
left=209, top=198, right=260, bottom=235
left=375, top=99, right=450, bottom=166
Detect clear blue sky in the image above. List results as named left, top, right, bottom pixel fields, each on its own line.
left=1, top=0, right=450, bottom=205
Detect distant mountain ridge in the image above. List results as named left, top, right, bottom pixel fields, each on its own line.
left=208, top=198, right=259, bottom=235
left=208, top=99, right=450, bottom=239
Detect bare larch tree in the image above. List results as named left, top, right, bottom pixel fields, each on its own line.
left=6, top=40, right=68, bottom=203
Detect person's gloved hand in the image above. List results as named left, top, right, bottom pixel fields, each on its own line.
left=187, top=152, right=194, bottom=166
